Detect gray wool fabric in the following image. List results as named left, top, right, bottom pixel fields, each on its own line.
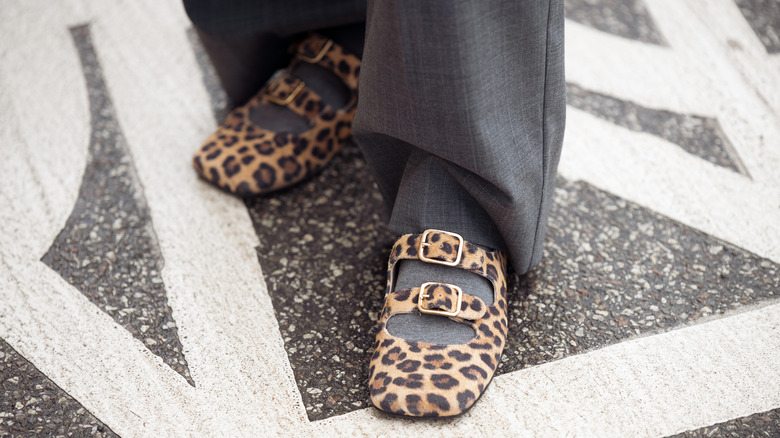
left=187, top=0, right=566, bottom=344
left=353, top=0, right=566, bottom=275
left=186, top=0, right=566, bottom=275
left=183, top=0, right=366, bottom=38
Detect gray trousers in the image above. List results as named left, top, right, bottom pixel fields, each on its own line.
left=185, top=0, right=566, bottom=274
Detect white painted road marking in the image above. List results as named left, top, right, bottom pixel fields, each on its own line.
left=1, top=0, right=778, bottom=436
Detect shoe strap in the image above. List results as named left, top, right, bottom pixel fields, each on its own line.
left=384, top=285, right=488, bottom=321
left=259, top=70, right=335, bottom=121
left=294, top=34, right=360, bottom=91
left=386, top=230, right=506, bottom=296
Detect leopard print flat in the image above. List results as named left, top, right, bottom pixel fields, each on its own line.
left=192, top=34, right=360, bottom=196
left=369, top=230, right=509, bottom=417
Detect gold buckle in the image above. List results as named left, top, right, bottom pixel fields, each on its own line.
left=418, top=229, right=463, bottom=267
left=264, top=74, right=304, bottom=106
left=418, top=282, right=462, bottom=317
left=295, top=39, right=333, bottom=63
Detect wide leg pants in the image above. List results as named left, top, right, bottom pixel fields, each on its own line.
left=184, top=0, right=566, bottom=275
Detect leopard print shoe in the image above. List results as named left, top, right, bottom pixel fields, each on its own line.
left=369, top=230, right=509, bottom=418
left=192, top=34, right=360, bottom=196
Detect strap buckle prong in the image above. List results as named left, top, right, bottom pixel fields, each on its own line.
left=418, top=282, right=463, bottom=317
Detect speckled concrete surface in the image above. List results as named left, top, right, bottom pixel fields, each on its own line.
left=735, top=0, right=780, bottom=53
left=247, top=144, right=392, bottom=420
left=672, top=407, right=780, bottom=437
left=502, top=179, right=778, bottom=371
left=196, top=0, right=780, bottom=424
left=567, top=83, right=746, bottom=175
left=564, top=0, right=666, bottom=45
left=0, top=340, right=116, bottom=438
left=246, top=142, right=779, bottom=419
left=40, top=25, right=193, bottom=385
left=2, top=0, right=779, bottom=435
left=191, top=11, right=767, bottom=420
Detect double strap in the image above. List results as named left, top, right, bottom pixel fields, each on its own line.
left=384, top=229, right=503, bottom=321
left=260, top=34, right=360, bottom=119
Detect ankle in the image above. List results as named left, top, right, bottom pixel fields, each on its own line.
left=394, top=258, right=494, bottom=305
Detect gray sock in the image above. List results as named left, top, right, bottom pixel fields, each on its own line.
left=248, top=27, right=362, bottom=134
left=386, top=259, right=494, bottom=344
left=248, top=62, right=350, bottom=133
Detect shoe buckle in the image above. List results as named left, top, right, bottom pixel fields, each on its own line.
left=418, top=229, right=464, bottom=267
left=296, top=38, right=333, bottom=63
left=265, top=72, right=304, bottom=106
left=418, top=282, right=463, bottom=317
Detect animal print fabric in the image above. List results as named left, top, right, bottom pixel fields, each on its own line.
left=369, top=230, right=509, bottom=417
left=192, top=34, right=360, bottom=196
